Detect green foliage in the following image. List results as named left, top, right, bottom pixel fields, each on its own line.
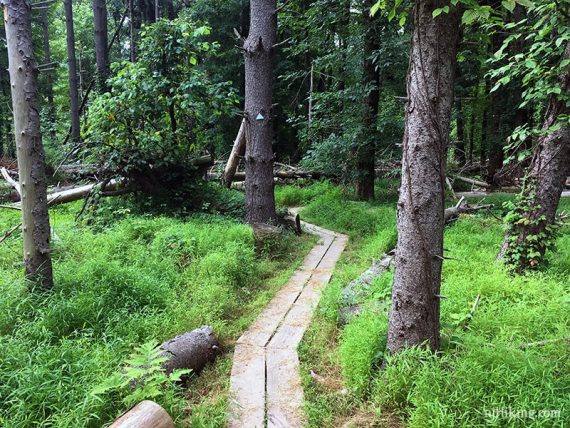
left=339, top=310, right=387, bottom=397
left=92, top=342, right=191, bottom=407
left=274, top=180, right=336, bottom=207
left=86, top=17, right=237, bottom=189
left=502, top=182, right=561, bottom=272
left=0, top=201, right=312, bottom=427
left=298, top=185, right=569, bottom=428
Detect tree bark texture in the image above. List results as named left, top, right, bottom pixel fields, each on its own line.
left=355, top=0, right=380, bottom=201
left=64, top=0, right=81, bottom=143
left=92, top=0, right=110, bottom=92
left=40, top=9, right=55, bottom=132
left=159, top=326, right=221, bottom=375
left=243, top=0, right=278, bottom=224
left=500, top=42, right=570, bottom=271
left=387, top=1, right=460, bottom=354
left=3, top=0, right=54, bottom=290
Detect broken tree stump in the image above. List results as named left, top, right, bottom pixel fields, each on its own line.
left=109, top=400, right=174, bottom=428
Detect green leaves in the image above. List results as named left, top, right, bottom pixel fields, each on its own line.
left=92, top=342, right=192, bottom=407
left=86, top=16, right=237, bottom=189
left=432, top=5, right=449, bottom=18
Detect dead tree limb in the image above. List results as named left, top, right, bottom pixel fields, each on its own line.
left=454, top=175, right=490, bottom=189
left=1, top=167, right=21, bottom=196
left=0, top=223, right=22, bottom=245
left=444, top=199, right=494, bottom=224
left=222, top=118, right=246, bottom=188
left=462, top=293, right=481, bottom=331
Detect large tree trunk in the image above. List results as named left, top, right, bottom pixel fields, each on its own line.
left=243, top=0, right=278, bottom=224
left=3, top=0, right=54, bottom=290
left=355, top=0, right=380, bottom=201
left=386, top=1, right=459, bottom=354
left=40, top=9, right=55, bottom=136
left=500, top=43, right=570, bottom=271
left=92, top=0, right=110, bottom=92
left=64, top=0, right=81, bottom=144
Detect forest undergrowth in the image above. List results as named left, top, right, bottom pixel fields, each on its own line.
left=0, top=189, right=314, bottom=427
left=275, top=181, right=570, bottom=428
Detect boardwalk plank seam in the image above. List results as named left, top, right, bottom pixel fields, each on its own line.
left=229, top=218, right=347, bottom=428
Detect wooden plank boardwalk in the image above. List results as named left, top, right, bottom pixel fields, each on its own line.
left=229, top=217, right=348, bottom=428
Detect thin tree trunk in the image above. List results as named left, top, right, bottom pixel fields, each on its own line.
left=92, top=0, right=110, bottom=92
left=64, top=0, right=81, bottom=144
left=386, top=0, right=460, bottom=354
left=500, top=43, right=570, bottom=271
left=40, top=9, right=55, bottom=136
left=455, top=97, right=466, bottom=165
left=355, top=0, right=380, bottom=201
left=3, top=0, right=54, bottom=290
left=129, top=0, right=137, bottom=61
left=243, top=0, right=278, bottom=224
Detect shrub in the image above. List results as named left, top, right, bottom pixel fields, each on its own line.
left=86, top=17, right=237, bottom=193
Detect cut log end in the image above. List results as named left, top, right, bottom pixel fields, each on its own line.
left=109, top=400, right=174, bottom=428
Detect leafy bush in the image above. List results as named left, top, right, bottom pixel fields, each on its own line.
left=87, top=17, right=237, bottom=192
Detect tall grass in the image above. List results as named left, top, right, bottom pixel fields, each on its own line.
left=286, top=181, right=569, bottom=428
left=0, top=199, right=312, bottom=427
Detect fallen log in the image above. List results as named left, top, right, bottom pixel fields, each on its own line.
left=222, top=118, right=246, bottom=188
left=109, top=400, right=174, bottom=428
left=444, top=197, right=494, bottom=224
left=159, top=326, right=221, bottom=375
left=454, top=175, right=490, bottom=189
left=338, top=253, right=394, bottom=326
left=214, top=170, right=322, bottom=182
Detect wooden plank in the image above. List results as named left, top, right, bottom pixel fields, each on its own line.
left=228, top=344, right=266, bottom=428
left=237, top=234, right=334, bottom=348
left=266, top=348, right=305, bottom=428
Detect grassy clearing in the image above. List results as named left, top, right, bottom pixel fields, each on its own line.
left=0, top=193, right=314, bottom=428
left=276, top=182, right=569, bottom=428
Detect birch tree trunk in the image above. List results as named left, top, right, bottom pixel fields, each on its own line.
left=3, top=0, right=54, bottom=290
left=92, top=0, right=110, bottom=92
left=64, top=0, right=81, bottom=143
left=386, top=0, right=460, bottom=354
left=243, top=0, right=278, bottom=224
left=499, top=42, right=570, bottom=271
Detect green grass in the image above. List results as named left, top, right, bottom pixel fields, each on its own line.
left=278, top=181, right=570, bottom=428
left=0, top=196, right=314, bottom=427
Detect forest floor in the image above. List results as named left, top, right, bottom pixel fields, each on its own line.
left=0, top=190, right=316, bottom=427
left=0, top=181, right=568, bottom=427
left=275, top=181, right=569, bottom=428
